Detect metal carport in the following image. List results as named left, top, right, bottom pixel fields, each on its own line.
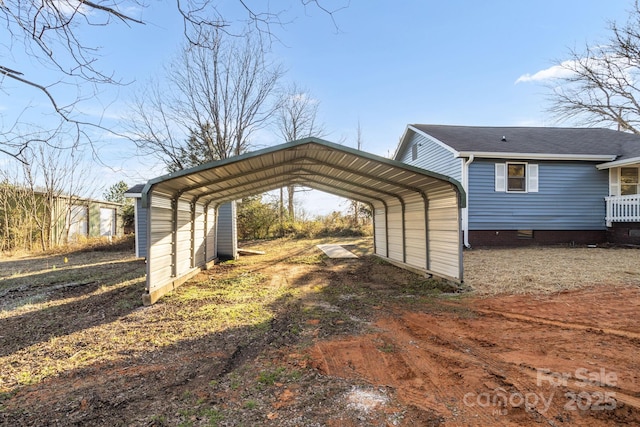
left=140, top=137, right=466, bottom=304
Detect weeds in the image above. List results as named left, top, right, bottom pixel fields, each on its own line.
left=378, top=342, right=395, bottom=353
left=151, top=414, right=167, bottom=425
left=257, top=367, right=286, bottom=386
left=201, top=408, right=223, bottom=426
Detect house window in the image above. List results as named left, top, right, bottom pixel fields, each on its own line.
left=495, top=162, right=538, bottom=193
left=411, top=144, right=418, bottom=161
left=507, top=163, right=527, bottom=192
left=620, top=167, right=639, bottom=195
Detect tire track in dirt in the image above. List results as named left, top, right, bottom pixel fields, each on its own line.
left=456, top=307, right=640, bottom=412
left=403, top=312, right=640, bottom=420
left=390, top=312, right=561, bottom=425
left=473, top=308, right=640, bottom=341
left=310, top=313, right=550, bottom=426
left=309, top=303, right=640, bottom=426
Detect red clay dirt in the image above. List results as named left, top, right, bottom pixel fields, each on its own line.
left=309, top=286, right=640, bottom=426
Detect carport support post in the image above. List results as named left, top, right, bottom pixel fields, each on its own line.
left=171, top=198, right=178, bottom=278
left=384, top=205, right=389, bottom=257
left=213, top=205, right=219, bottom=258
left=368, top=203, right=376, bottom=254
left=421, top=193, right=430, bottom=272
left=401, top=201, right=406, bottom=263
left=190, top=202, right=196, bottom=269
left=145, top=191, right=153, bottom=292
left=203, top=202, right=209, bottom=263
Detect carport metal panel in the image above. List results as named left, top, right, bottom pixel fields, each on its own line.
left=140, top=138, right=465, bottom=304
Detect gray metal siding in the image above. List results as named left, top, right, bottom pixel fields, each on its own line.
left=373, top=203, right=387, bottom=257
left=148, top=193, right=173, bottom=290
left=386, top=201, right=403, bottom=261
left=468, top=160, right=608, bottom=230
left=217, top=201, right=237, bottom=259
left=404, top=194, right=426, bottom=269
left=175, top=199, right=192, bottom=276
left=397, top=132, right=462, bottom=182
left=194, top=203, right=206, bottom=267
left=427, top=188, right=461, bottom=279
left=136, top=199, right=148, bottom=258
left=206, top=205, right=217, bottom=262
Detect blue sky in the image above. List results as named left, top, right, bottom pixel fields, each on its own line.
left=1, top=0, right=635, bottom=213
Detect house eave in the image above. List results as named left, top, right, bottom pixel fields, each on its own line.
left=455, top=151, right=617, bottom=162
left=596, top=156, right=640, bottom=169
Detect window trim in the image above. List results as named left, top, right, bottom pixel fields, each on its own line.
left=506, top=161, right=528, bottom=193
left=620, top=166, right=640, bottom=196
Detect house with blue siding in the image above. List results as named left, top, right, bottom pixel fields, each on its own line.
left=395, top=124, right=640, bottom=246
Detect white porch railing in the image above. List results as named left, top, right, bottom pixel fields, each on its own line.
left=605, top=195, right=640, bottom=225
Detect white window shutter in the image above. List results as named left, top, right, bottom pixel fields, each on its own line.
left=528, top=164, right=539, bottom=192
left=495, top=163, right=506, bottom=192
left=609, top=168, right=619, bottom=196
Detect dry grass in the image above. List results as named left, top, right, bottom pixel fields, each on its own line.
left=0, top=235, right=135, bottom=259
left=464, top=246, right=640, bottom=295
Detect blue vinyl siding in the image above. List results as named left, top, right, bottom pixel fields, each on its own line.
left=468, top=160, right=608, bottom=230
left=397, top=132, right=462, bottom=181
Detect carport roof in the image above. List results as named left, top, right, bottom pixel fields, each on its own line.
left=141, top=137, right=465, bottom=208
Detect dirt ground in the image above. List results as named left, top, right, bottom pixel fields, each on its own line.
left=1, top=238, right=639, bottom=426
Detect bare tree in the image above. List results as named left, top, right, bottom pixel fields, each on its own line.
left=0, top=1, right=147, bottom=161
left=129, top=28, right=284, bottom=171
left=20, top=143, right=94, bottom=248
left=547, top=1, right=640, bottom=133
left=0, top=142, right=92, bottom=251
left=1, top=1, right=348, bottom=162
left=275, top=83, right=325, bottom=220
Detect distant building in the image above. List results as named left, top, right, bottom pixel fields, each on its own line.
left=0, top=184, right=124, bottom=251
left=50, top=193, right=124, bottom=245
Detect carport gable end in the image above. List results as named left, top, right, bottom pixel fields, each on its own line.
left=139, top=137, right=466, bottom=304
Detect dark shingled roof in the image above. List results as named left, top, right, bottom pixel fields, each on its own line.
left=411, top=124, right=640, bottom=160
left=124, top=184, right=145, bottom=195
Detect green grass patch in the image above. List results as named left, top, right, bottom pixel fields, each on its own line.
left=201, top=408, right=223, bottom=426
left=257, top=367, right=286, bottom=386
left=243, top=400, right=258, bottom=410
